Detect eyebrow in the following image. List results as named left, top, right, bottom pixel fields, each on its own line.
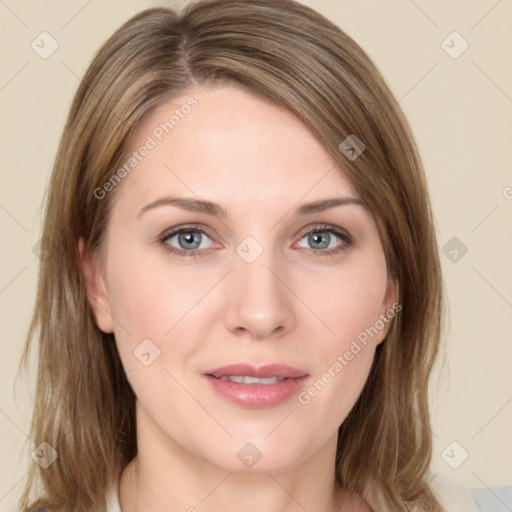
left=137, top=195, right=363, bottom=218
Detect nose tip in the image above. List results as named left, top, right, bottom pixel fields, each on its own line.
left=224, top=253, right=295, bottom=340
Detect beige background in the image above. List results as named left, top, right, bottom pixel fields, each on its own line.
left=1, top=0, right=511, bottom=510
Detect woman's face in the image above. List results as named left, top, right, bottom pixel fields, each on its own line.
left=84, top=84, right=396, bottom=473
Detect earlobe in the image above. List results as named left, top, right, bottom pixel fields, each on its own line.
left=376, top=277, right=399, bottom=346
left=385, top=277, right=398, bottom=312
left=78, top=238, right=114, bottom=333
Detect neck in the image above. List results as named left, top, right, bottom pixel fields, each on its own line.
left=120, top=456, right=342, bottom=512
left=117, top=399, right=372, bottom=512
left=118, top=405, right=345, bottom=512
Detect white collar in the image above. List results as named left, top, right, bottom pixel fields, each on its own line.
left=105, top=476, right=122, bottom=512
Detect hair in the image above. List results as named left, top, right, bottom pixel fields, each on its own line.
left=17, top=0, right=444, bottom=510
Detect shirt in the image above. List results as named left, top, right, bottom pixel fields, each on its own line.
left=105, top=478, right=122, bottom=512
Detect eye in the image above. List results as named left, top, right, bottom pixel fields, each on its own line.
left=159, top=226, right=215, bottom=257
left=157, top=223, right=352, bottom=259
left=295, top=224, right=352, bottom=256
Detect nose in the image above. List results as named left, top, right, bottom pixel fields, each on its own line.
left=224, top=249, right=296, bottom=340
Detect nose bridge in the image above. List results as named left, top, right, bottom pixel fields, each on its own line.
left=225, top=236, right=295, bottom=338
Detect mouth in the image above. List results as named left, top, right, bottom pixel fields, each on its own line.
left=207, top=375, right=291, bottom=384
left=203, top=363, right=308, bottom=379
left=202, top=363, right=309, bottom=408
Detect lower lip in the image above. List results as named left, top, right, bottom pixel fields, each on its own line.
left=203, top=375, right=309, bottom=408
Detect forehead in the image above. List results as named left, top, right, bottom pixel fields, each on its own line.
left=115, top=84, right=358, bottom=212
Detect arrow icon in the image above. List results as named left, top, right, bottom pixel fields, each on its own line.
left=237, top=442, right=263, bottom=467
left=442, top=236, right=467, bottom=263
left=31, top=31, right=59, bottom=59
left=338, top=135, right=365, bottom=161
left=134, top=339, right=161, bottom=366
left=441, top=31, right=468, bottom=59
left=32, top=442, right=58, bottom=468
left=236, top=236, right=263, bottom=263
left=441, top=441, right=468, bottom=469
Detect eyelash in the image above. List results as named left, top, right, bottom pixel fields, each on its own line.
left=157, top=223, right=353, bottom=259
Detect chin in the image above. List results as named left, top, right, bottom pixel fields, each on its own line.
left=196, top=436, right=311, bottom=475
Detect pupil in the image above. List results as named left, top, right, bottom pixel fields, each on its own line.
left=179, top=230, right=201, bottom=249
left=310, top=232, right=329, bottom=249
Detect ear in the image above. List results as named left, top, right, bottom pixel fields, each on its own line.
left=79, top=238, right=114, bottom=333
left=376, top=276, right=399, bottom=346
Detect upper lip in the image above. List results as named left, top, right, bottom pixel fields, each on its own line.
left=203, top=364, right=308, bottom=379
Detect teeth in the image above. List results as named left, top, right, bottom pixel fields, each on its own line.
left=218, top=375, right=286, bottom=384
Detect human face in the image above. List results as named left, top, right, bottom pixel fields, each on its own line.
left=85, top=84, right=395, bottom=474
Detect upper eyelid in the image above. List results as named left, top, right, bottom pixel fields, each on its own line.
left=160, top=224, right=216, bottom=242
left=296, top=223, right=350, bottom=238
left=295, top=226, right=352, bottom=248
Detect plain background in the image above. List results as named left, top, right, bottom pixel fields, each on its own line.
left=1, top=0, right=511, bottom=510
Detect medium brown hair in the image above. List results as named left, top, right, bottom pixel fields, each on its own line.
left=18, top=1, right=444, bottom=510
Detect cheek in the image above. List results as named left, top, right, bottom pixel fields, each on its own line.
left=103, top=239, right=223, bottom=379
left=105, top=239, right=215, bottom=337
left=331, top=271, right=386, bottom=343
left=305, top=250, right=389, bottom=350
left=103, top=251, right=210, bottom=418
left=107, top=262, right=172, bottom=340
left=295, top=251, right=389, bottom=418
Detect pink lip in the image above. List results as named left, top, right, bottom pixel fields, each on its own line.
left=202, top=364, right=309, bottom=409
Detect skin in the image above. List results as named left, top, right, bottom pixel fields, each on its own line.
left=81, top=83, right=395, bottom=512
